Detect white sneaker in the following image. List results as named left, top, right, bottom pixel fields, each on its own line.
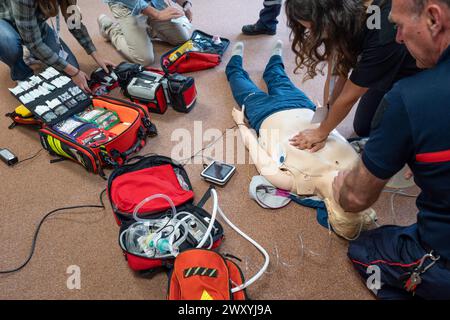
left=97, top=14, right=114, bottom=40
left=272, top=39, right=283, bottom=57
left=231, top=42, right=244, bottom=57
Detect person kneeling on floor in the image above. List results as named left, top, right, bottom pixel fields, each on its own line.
left=333, top=0, right=450, bottom=300
left=0, top=0, right=114, bottom=92
left=98, top=0, right=194, bottom=66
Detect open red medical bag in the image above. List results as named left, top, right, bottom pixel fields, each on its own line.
left=107, top=155, right=224, bottom=273
left=161, top=30, right=230, bottom=74
left=6, top=71, right=157, bottom=177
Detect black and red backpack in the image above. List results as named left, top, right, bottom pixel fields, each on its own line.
left=107, top=155, right=224, bottom=273
left=6, top=96, right=157, bottom=177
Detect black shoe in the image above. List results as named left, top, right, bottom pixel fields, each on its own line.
left=242, top=23, right=276, bottom=36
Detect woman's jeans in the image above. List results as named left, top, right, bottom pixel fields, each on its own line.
left=0, top=19, right=78, bottom=81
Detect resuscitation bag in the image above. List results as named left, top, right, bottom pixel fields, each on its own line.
left=168, top=249, right=247, bottom=300
left=165, top=73, right=197, bottom=113
left=107, top=155, right=224, bottom=273
left=161, top=30, right=230, bottom=74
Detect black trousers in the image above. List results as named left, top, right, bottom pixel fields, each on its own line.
left=353, top=88, right=387, bottom=137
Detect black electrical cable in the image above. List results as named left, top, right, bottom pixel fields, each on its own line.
left=14, top=149, right=43, bottom=166
left=180, top=123, right=247, bottom=167
left=0, top=189, right=107, bottom=274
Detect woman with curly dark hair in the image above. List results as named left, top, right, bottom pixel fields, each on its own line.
left=0, top=0, right=114, bottom=92
left=286, top=0, right=420, bottom=151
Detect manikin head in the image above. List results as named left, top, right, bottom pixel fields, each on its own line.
left=390, top=0, right=450, bottom=68
left=320, top=170, right=377, bottom=241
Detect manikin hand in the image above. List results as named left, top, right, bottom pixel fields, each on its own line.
left=289, top=127, right=328, bottom=152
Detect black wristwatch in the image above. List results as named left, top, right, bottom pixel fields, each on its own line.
left=182, top=1, right=192, bottom=10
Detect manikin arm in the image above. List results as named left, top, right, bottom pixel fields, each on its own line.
left=232, top=108, right=293, bottom=191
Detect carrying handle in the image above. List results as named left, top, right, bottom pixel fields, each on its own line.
left=121, top=137, right=144, bottom=158
left=111, top=128, right=146, bottom=163
left=123, top=155, right=145, bottom=164
left=123, top=152, right=160, bottom=165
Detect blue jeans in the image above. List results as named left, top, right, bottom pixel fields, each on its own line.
left=225, top=54, right=315, bottom=133
left=348, top=224, right=450, bottom=300
left=0, top=19, right=79, bottom=81
left=257, top=0, right=282, bottom=31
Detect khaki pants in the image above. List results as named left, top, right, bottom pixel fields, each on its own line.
left=106, top=3, right=191, bottom=66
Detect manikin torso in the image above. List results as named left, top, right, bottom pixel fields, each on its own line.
left=235, top=108, right=376, bottom=240
left=259, top=109, right=357, bottom=193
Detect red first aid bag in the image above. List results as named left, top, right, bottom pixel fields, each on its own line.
left=7, top=96, right=157, bottom=177
left=107, top=155, right=224, bottom=273
left=161, top=30, right=230, bottom=74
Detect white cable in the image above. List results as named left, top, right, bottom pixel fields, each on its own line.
left=212, top=189, right=269, bottom=293
left=382, top=189, right=418, bottom=224
left=123, top=188, right=269, bottom=292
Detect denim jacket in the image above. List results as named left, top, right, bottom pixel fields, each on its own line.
left=103, top=0, right=170, bottom=15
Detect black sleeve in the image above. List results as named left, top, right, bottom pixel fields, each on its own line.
left=350, top=0, right=408, bottom=91
left=350, top=40, right=409, bottom=91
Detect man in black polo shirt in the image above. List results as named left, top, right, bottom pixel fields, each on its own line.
left=333, top=0, right=450, bottom=299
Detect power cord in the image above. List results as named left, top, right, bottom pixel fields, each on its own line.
left=0, top=189, right=106, bottom=274
left=14, top=149, right=43, bottom=166
left=179, top=124, right=248, bottom=167
left=382, top=189, right=418, bottom=224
